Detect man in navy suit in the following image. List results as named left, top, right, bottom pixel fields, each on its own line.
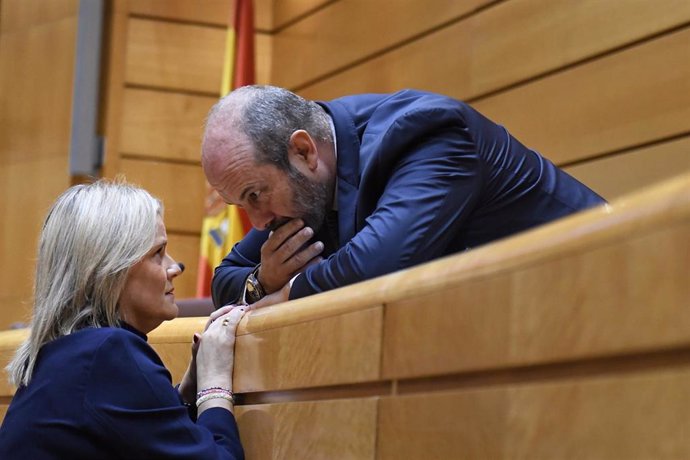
left=201, top=85, right=604, bottom=308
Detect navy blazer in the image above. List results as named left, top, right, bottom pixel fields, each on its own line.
left=212, top=90, right=605, bottom=305
left=0, top=324, right=243, bottom=459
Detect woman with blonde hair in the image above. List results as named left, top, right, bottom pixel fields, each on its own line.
left=0, top=180, right=244, bottom=459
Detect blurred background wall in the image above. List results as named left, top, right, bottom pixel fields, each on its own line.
left=1, top=0, right=688, bottom=328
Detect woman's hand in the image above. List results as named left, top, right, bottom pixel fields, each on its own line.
left=195, top=306, right=247, bottom=414
left=177, top=305, right=239, bottom=405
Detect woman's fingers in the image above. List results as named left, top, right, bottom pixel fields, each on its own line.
left=205, top=305, right=246, bottom=335
left=215, top=306, right=246, bottom=333
left=205, top=304, right=237, bottom=330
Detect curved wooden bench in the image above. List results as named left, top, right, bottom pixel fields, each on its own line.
left=1, top=172, right=688, bottom=458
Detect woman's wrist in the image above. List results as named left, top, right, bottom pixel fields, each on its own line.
left=178, top=366, right=197, bottom=405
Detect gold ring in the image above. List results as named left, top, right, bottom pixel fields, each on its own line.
left=222, top=318, right=230, bottom=327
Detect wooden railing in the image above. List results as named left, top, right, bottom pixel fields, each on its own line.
left=1, top=172, right=688, bottom=458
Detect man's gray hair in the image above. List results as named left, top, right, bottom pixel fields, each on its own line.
left=7, top=179, right=161, bottom=387
left=209, top=85, right=332, bottom=169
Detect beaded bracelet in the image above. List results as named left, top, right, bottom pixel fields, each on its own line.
left=196, top=392, right=234, bottom=408
left=196, top=386, right=233, bottom=399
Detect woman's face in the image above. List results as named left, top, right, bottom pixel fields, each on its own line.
left=118, top=215, right=181, bottom=334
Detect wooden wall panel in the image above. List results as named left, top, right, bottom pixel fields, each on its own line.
left=234, top=306, right=382, bottom=392
left=383, top=194, right=689, bottom=379
left=253, top=0, right=273, bottom=31
left=0, top=158, right=67, bottom=327
left=254, top=32, right=272, bottom=86
left=128, top=0, right=274, bottom=31
left=128, top=0, right=232, bottom=26
left=0, top=329, right=26, bottom=397
left=119, top=158, right=207, bottom=234
left=120, top=88, right=216, bottom=161
left=298, top=0, right=690, bottom=99
left=236, top=398, right=378, bottom=459
left=473, top=28, right=690, bottom=165
left=148, top=317, right=206, bottom=382
left=272, top=0, right=491, bottom=89
left=125, top=18, right=226, bottom=93
left=384, top=275, right=512, bottom=377
left=0, top=0, right=78, bottom=328
left=273, top=0, right=331, bottom=30
left=0, top=0, right=77, bottom=32
left=100, top=5, right=128, bottom=179
left=378, top=368, right=690, bottom=460
left=167, top=233, right=201, bottom=299
left=564, top=136, right=690, bottom=201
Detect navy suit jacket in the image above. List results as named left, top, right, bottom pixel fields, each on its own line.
left=0, top=324, right=244, bottom=459
left=212, top=90, right=605, bottom=305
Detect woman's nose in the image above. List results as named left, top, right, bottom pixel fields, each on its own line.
left=166, top=261, right=184, bottom=278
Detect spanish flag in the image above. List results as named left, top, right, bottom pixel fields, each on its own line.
left=196, top=0, right=254, bottom=298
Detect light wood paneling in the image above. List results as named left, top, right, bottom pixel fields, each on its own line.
left=273, top=0, right=331, bottom=30
left=167, top=232, right=201, bottom=299
left=378, top=368, right=690, bottom=459
left=143, top=317, right=207, bottom=383
left=119, top=158, right=207, bottom=234
left=236, top=398, right=378, bottom=459
left=149, top=342, right=192, bottom=383
left=0, top=0, right=78, bottom=328
left=125, top=17, right=226, bottom=93
left=234, top=307, right=382, bottom=392
left=100, top=6, right=129, bottom=179
left=384, top=275, right=512, bottom=377
left=383, top=216, right=689, bottom=379
left=148, top=316, right=208, bottom=343
left=0, top=158, right=67, bottom=328
left=299, top=0, right=690, bottom=99
left=272, top=0, right=491, bottom=89
left=564, top=136, right=690, bottom=201
left=473, top=27, right=690, bottom=166
left=128, top=0, right=274, bottom=32
left=510, top=225, right=689, bottom=362
left=255, top=32, right=272, bottom=85
left=253, top=0, right=273, bottom=31
left=0, top=329, right=27, bottom=397
left=0, top=0, right=78, bottom=32
left=120, top=88, right=216, bottom=161
left=128, top=0, right=231, bottom=26
left=125, top=2, right=271, bottom=85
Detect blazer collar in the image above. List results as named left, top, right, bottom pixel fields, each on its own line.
left=319, top=101, right=360, bottom=244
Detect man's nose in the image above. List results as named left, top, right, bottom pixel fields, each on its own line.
left=247, top=208, right=275, bottom=231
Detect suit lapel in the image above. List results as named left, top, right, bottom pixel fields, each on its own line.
left=321, top=100, right=362, bottom=246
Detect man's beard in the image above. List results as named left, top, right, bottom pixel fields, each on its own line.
left=266, top=165, right=332, bottom=232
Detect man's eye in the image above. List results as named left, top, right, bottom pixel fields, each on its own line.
left=249, top=191, right=261, bottom=202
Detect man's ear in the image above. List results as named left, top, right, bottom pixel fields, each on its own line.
left=288, top=130, right=318, bottom=171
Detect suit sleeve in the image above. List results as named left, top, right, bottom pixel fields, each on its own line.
left=211, top=229, right=270, bottom=307
left=84, top=331, right=244, bottom=459
left=290, top=121, right=486, bottom=299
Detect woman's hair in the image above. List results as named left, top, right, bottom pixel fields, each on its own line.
left=7, top=179, right=162, bottom=387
